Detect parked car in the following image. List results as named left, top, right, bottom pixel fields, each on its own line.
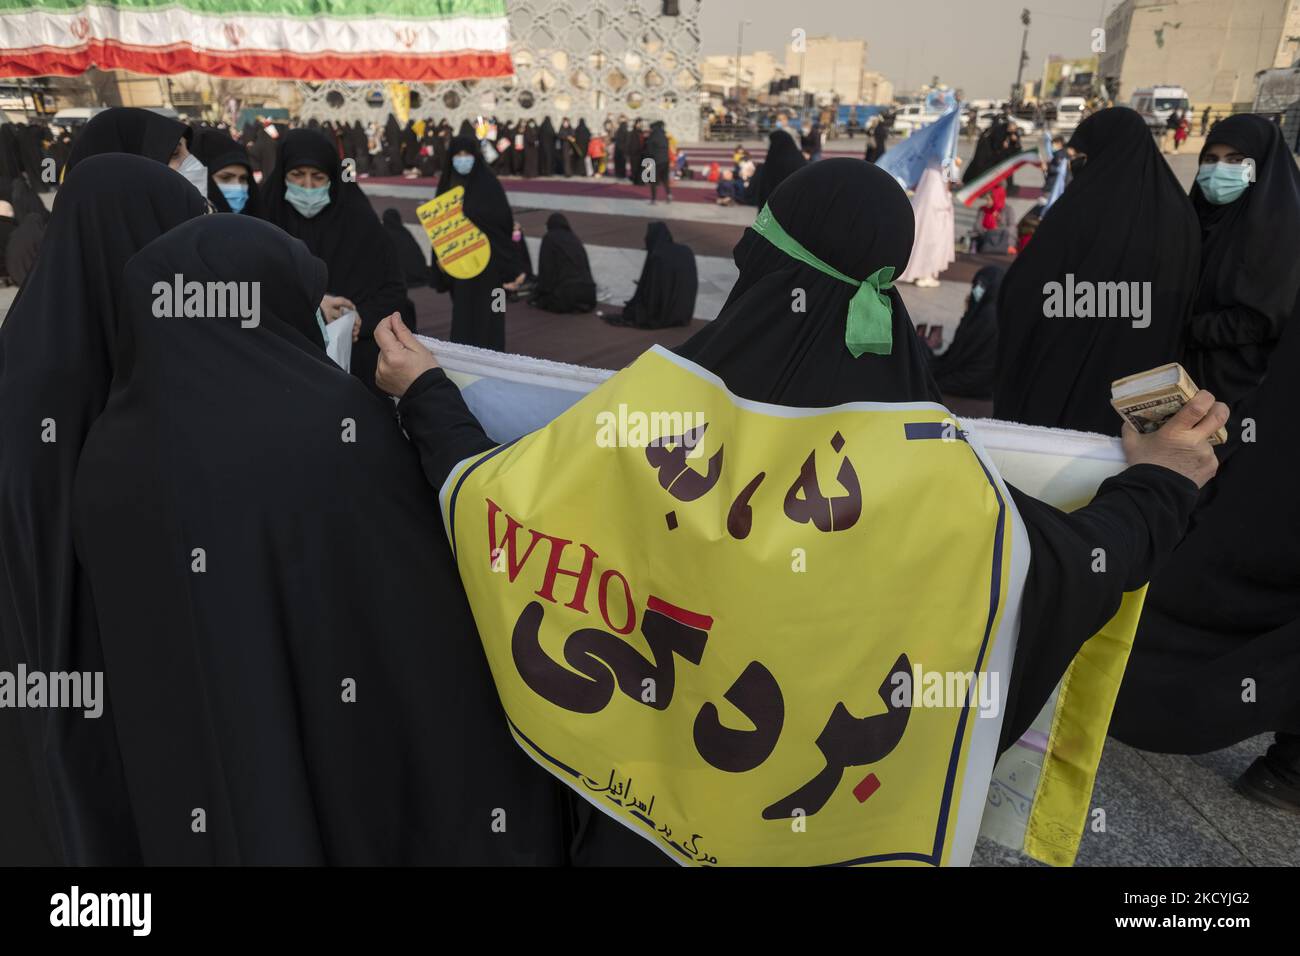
left=1053, top=96, right=1087, bottom=133
left=891, top=103, right=945, bottom=134
left=1130, top=85, right=1191, bottom=130
left=50, top=107, right=106, bottom=130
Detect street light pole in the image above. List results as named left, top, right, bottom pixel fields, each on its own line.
left=734, top=19, right=751, bottom=106
left=1013, top=8, right=1031, bottom=105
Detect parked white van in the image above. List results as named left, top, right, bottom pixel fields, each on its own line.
left=1053, top=97, right=1087, bottom=133
left=1130, top=86, right=1191, bottom=129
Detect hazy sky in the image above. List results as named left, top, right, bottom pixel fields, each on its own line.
left=698, top=0, right=1115, bottom=99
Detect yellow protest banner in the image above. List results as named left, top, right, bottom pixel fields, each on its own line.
left=442, top=347, right=1030, bottom=866
left=386, top=81, right=410, bottom=127
left=417, top=186, right=491, bottom=280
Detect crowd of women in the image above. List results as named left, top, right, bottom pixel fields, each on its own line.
left=235, top=112, right=687, bottom=192
left=0, top=102, right=1296, bottom=865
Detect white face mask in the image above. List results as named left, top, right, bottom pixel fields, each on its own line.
left=177, top=152, right=209, bottom=195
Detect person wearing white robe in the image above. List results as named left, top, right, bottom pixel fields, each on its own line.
left=898, top=161, right=956, bottom=288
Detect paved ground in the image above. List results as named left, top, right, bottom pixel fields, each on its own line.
left=4, top=139, right=1294, bottom=866
left=975, top=735, right=1297, bottom=866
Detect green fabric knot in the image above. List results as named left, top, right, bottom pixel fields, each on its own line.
left=846, top=266, right=896, bottom=358
left=751, top=203, right=895, bottom=357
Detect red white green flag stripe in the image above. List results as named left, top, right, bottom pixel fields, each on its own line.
left=955, top=149, right=1041, bottom=207
left=0, top=0, right=513, bottom=81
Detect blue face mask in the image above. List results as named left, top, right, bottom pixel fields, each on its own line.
left=452, top=154, right=475, bottom=176
left=218, top=183, right=249, bottom=214
left=285, top=182, right=331, bottom=218
left=1196, top=162, right=1251, bottom=205
left=971, top=283, right=986, bottom=302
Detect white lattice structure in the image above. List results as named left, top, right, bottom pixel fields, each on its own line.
left=296, top=0, right=702, bottom=142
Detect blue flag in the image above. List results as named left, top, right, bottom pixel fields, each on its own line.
left=1042, top=156, right=1069, bottom=212
left=877, top=106, right=961, bottom=191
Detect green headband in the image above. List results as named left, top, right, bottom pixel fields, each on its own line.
left=752, top=203, right=895, bottom=357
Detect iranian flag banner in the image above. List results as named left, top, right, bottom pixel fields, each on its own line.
left=0, top=0, right=513, bottom=81
left=954, top=149, right=1041, bottom=207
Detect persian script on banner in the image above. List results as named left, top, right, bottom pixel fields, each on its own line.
left=440, top=347, right=1031, bottom=866
left=417, top=186, right=491, bottom=280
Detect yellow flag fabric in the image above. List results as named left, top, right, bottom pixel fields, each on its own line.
left=386, top=82, right=411, bottom=127
left=417, top=186, right=490, bottom=280
left=441, top=347, right=1031, bottom=866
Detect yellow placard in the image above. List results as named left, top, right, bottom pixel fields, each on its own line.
left=417, top=186, right=491, bottom=280
left=442, top=348, right=1026, bottom=866
left=386, top=81, right=410, bottom=127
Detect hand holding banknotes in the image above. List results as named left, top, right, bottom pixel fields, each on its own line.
left=375, top=313, right=439, bottom=398
left=1121, top=389, right=1229, bottom=488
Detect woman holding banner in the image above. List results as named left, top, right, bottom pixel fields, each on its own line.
left=429, top=136, right=524, bottom=352
left=372, top=159, right=1227, bottom=866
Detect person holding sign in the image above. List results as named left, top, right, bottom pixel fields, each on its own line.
left=425, top=137, right=523, bottom=352
left=373, top=160, right=1226, bottom=866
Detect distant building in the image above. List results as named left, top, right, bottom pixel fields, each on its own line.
left=1101, top=0, right=1300, bottom=110
left=1041, top=55, right=1101, bottom=100
left=701, top=51, right=786, bottom=99
left=703, top=34, right=892, bottom=107
left=784, top=36, right=871, bottom=103
left=861, top=71, right=895, bottom=106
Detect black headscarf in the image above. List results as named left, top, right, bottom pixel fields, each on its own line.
left=435, top=135, right=517, bottom=285
left=522, top=120, right=541, bottom=177
left=677, top=158, right=938, bottom=405
left=66, top=107, right=187, bottom=173
left=69, top=214, right=565, bottom=863
left=644, top=120, right=670, bottom=167
left=538, top=118, right=557, bottom=176
left=248, top=122, right=280, bottom=178
left=11, top=174, right=50, bottom=226
left=0, top=125, right=23, bottom=179
left=400, top=120, right=420, bottom=170
left=384, top=114, right=405, bottom=174
left=15, top=124, right=50, bottom=191
left=0, top=155, right=206, bottom=864
left=189, top=125, right=260, bottom=216
left=382, top=206, right=430, bottom=287
left=994, top=107, right=1200, bottom=434
left=625, top=120, right=645, bottom=184
left=605, top=221, right=697, bottom=330
left=754, top=130, right=807, bottom=207
left=963, top=119, right=1011, bottom=184
left=930, top=265, right=1003, bottom=399
left=1112, top=300, right=1300, bottom=753
left=3, top=212, right=42, bottom=286
left=258, top=127, right=406, bottom=380
left=530, top=212, right=596, bottom=313
left=1182, top=113, right=1300, bottom=405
